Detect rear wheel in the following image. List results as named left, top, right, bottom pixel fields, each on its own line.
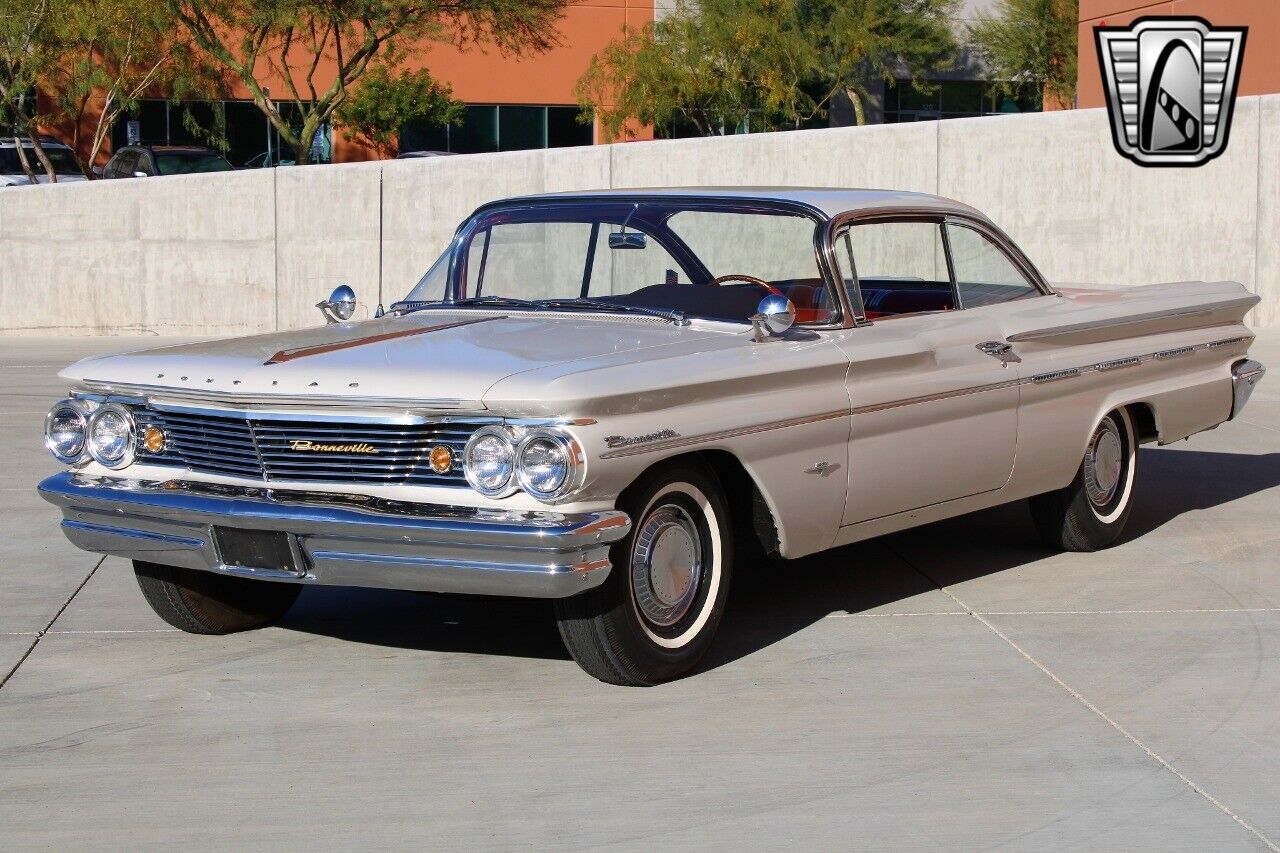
left=555, top=460, right=733, bottom=686
left=1030, top=407, right=1138, bottom=552
left=134, top=561, right=301, bottom=634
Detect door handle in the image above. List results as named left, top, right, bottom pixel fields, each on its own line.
left=977, top=341, right=1021, bottom=366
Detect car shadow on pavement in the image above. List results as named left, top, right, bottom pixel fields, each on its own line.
left=701, top=448, right=1280, bottom=674
left=276, top=448, right=1280, bottom=674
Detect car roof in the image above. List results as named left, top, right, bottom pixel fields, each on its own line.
left=496, top=187, right=987, bottom=221
left=117, top=144, right=221, bottom=154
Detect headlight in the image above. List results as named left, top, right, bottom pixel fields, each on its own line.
left=44, top=400, right=88, bottom=464
left=516, top=429, right=582, bottom=502
left=463, top=426, right=516, bottom=496
left=86, top=403, right=136, bottom=469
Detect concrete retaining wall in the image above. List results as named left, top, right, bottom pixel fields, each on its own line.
left=3, top=96, right=1277, bottom=335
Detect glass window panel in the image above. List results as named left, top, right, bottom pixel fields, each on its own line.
left=547, top=106, right=592, bottom=148
left=168, top=101, right=218, bottom=146
left=399, top=118, right=450, bottom=154
left=498, top=105, right=545, bottom=151
left=666, top=210, right=819, bottom=282
left=451, top=105, right=497, bottom=154
left=843, top=221, right=954, bottom=316
left=222, top=100, right=270, bottom=167
left=894, top=81, right=938, bottom=112
left=946, top=224, right=1039, bottom=308
left=940, top=81, right=984, bottom=114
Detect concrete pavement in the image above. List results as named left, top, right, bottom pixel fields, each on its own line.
left=1, top=335, right=1278, bottom=850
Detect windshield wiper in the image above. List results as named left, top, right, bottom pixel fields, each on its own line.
left=389, top=295, right=536, bottom=314
left=390, top=295, right=687, bottom=325
left=533, top=298, right=688, bottom=325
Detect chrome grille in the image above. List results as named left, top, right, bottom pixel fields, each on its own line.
left=136, top=409, right=475, bottom=486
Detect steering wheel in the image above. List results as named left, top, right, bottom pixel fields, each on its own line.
left=708, top=273, right=785, bottom=298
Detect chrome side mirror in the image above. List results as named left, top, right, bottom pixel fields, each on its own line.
left=750, top=294, right=796, bottom=342
left=317, top=284, right=357, bottom=324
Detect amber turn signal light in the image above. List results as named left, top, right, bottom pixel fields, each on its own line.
left=142, top=426, right=166, bottom=454
left=429, top=444, right=453, bottom=474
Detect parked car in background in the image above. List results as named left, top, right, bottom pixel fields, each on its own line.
left=102, top=144, right=234, bottom=179
left=395, top=150, right=453, bottom=159
left=0, top=138, right=87, bottom=186
left=242, top=151, right=296, bottom=169
left=37, top=188, right=1265, bottom=686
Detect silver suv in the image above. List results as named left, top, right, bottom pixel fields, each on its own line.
left=0, top=138, right=87, bottom=186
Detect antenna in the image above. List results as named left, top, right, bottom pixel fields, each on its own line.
left=375, top=168, right=385, bottom=317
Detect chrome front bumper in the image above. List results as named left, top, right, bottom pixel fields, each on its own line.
left=38, top=473, right=630, bottom=598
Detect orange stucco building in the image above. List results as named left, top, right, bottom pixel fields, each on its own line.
left=45, top=0, right=657, bottom=167
left=1078, top=0, right=1280, bottom=108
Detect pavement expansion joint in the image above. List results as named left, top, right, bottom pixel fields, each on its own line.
left=881, top=541, right=1280, bottom=853
left=0, top=556, right=105, bottom=691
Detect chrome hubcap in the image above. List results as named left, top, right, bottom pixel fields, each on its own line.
left=631, top=503, right=702, bottom=628
left=1084, top=419, right=1124, bottom=507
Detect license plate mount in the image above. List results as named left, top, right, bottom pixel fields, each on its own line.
left=212, top=527, right=303, bottom=576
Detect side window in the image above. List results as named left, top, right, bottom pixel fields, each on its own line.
left=836, top=220, right=954, bottom=318
left=946, top=224, right=1040, bottom=308
left=116, top=150, right=139, bottom=177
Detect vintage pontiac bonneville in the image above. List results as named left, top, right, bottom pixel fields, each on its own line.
left=39, top=188, right=1265, bottom=684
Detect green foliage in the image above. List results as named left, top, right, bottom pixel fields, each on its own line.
left=0, top=0, right=50, bottom=133
left=577, top=0, right=957, bottom=139
left=168, top=0, right=569, bottom=163
left=42, top=0, right=218, bottom=177
left=335, top=65, right=462, bottom=156
left=968, top=0, right=1078, bottom=109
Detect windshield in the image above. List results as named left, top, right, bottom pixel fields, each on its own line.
left=155, top=151, right=233, bottom=175
left=0, top=146, right=81, bottom=175
left=399, top=200, right=836, bottom=325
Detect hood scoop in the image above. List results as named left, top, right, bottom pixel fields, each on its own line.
left=264, top=316, right=506, bottom=365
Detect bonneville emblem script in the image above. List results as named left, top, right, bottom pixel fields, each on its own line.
left=1095, top=17, right=1246, bottom=167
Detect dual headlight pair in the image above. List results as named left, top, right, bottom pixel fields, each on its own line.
left=45, top=400, right=136, bottom=469
left=463, top=426, right=583, bottom=502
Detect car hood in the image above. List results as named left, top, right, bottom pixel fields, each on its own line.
left=61, top=310, right=735, bottom=409
left=0, top=172, right=88, bottom=186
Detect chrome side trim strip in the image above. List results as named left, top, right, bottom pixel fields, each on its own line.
left=598, top=409, right=848, bottom=459
left=849, top=379, right=1022, bottom=416
left=1032, top=367, right=1082, bottom=384
left=597, top=334, right=1251, bottom=459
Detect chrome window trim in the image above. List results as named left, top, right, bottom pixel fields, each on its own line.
left=824, top=206, right=1055, bottom=328
left=444, top=195, right=849, bottom=331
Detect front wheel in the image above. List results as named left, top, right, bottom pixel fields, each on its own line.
left=1030, top=407, right=1138, bottom=552
left=555, top=460, right=733, bottom=686
left=134, top=560, right=301, bottom=634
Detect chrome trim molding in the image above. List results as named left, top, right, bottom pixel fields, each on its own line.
left=598, top=410, right=847, bottom=459
left=38, top=472, right=631, bottom=599
left=71, top=387, right=595, bottom=429
left=596, top=334, right=1251, bottom=459
left=1032, top=367, right=1083, bottom=384
left=1229, top=359, right=1265, bottom=420
left=850, top=380, right=1021, bottom=416
left=75, top=381, right=483, bottom=413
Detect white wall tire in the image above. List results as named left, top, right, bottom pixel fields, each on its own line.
left=1030, top=407, right=1139, bottom=552
left=554, top=460, right=733, bottom=686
